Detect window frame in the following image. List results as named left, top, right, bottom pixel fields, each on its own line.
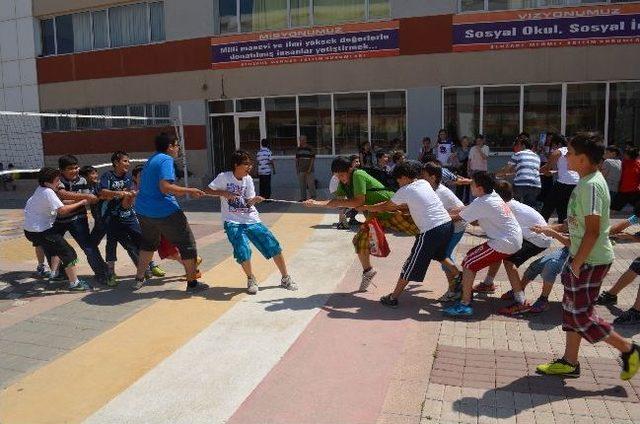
left=39, top=1, right=165, bottom=57
left=442, top=80, right=640, bottom=153
left=217, top=0, right=390, bottom=35
left=458, top=0, right=626, bottom=13
left=208, top=89, right=408, bottom=158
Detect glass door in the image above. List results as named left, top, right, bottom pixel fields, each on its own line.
left=235, top=114, right=265, bottom=156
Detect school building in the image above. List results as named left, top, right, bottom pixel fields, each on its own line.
left=0, top=0, right=639, bottom=188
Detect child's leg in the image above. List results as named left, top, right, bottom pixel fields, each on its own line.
left=35, top=246, right=46, bottom=266
left=483, top=262, right=500, bottom=286
left=563, top=332, right=582, bottom=364
left=461, top=268, right=477, bottom=304
left=459, top=243, right=508, bottom=305
left=607, top=269, right=638, bottom=296
left=240, top=259, right=254, bottom=278
left=273, top=254, right=288, bottom=277
left=503, top=261, right=524, bottom=298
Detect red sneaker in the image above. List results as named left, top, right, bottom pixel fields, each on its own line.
left=473, top=283, right=496, bottom=294
left=498, top=302, right=531, bottom=316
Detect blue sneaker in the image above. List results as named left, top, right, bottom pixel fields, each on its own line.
left=443, top=301, right=473, bottom=317
left=69, top=280, right=92, bottom=291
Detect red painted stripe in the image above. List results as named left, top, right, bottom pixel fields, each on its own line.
left=228, top=237, right=418, bottom=424
left=42, top=125, right=206, bottom=155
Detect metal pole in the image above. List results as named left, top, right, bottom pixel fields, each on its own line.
left=178, top=106, right=189, bottom=195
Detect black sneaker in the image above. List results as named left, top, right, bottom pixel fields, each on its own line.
left=596, top=291, right=618, bottom=306
left=380, top=293, right=399, bottom=309
left=614, top=308, right=640, bottom=326
left=186, top=281, right=208, bottom=293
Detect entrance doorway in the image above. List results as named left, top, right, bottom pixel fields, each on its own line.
left=210, top=115, right=235, bottom=175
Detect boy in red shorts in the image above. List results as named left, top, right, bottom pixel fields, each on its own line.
left=444, top=171, right=523, bottom=317
left=536, top=132, right=639, bottom=380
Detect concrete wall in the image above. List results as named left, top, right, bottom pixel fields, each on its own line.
left=164, top=0, right=214, bottom=41
left=390, top=0, right=456, bottom=18
left=0, top=0, right=43, bottom=169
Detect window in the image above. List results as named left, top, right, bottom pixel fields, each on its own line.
left=314, top=0, right=365, bottom=26
left=566, top=83, right=606, bottom=137
left=209, top=100, right=234, bottom=114
left=443, top=87, right=480, bottom=143
left=150, top=2, right=165, bottom=42
left=55, top=15, right=74, bottom=54
left=299, top=95, right=332, bottom=155
left=219, top=1, right=239, bottom=34
left=42, top=103, right=171, bottom=132
left=110, top=3, right=148, bottom=47
left=218, top=0, right=389, bottom=34
left=290, top=0, right=311, bottom=27
left=523, top=85, right=562, bottom=146
left=609, top=82, right=640, bottom=147
left=334, top=93, right=368, bottom=155
left=265, top=97, right=297, bottom=155
left=41, top=19, right=55, bottom=56
left=460, top=0, right=626, bottom=12
left=40, top=2, right=165, bottom=56
left=483, top=86, right=520, bottom=149
left=240, top=0, right=288, bottom=32
left=92, top=10, right=109, bottom=49
left=236, top=98, right=262, bottom=112
left=370, top=91, right=406, bottom=151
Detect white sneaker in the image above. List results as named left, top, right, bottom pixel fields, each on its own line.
left=247, top=276, right=259, bottom=294
left=280, top=275, right=298, bottom=291
left=359, top=268, right=377, bottom=292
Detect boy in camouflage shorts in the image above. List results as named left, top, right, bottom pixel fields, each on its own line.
left=305, top=156, right=417, bottom=291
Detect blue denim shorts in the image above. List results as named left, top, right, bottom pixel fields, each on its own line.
left=224, top=222, right=282, bottom=264
left=523, top=247, right=569, bottom=284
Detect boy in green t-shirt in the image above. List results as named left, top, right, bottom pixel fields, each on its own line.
left=536, top=132, right=639, bottom=381
left=304, top=156, right=418, bottom=291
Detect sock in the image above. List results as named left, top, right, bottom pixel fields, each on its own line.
left=149, top=261, right=156, bottom=269
left=483, top=276, right=494, bottom=285
left=514, top=291, right=526, bottom=305
left=363, top=267, right=372, bottom=274
left=50, top=269, right=58, bottom=278
left=70, top=279, right=80, bottom=285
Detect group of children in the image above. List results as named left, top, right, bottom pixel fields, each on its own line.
left=24, top=152, right=193, bottom=290
left=22, top=131, right=640, bottom=382
left=24, top=148, right=296, bottom=297
left=306, top=131, right=640, bottom=381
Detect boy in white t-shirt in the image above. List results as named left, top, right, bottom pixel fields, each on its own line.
left=205, top=150, right=298, bottom=295
left=480, top=181, right=553, bottom=316
left=360, top=161, right=453, bottom=308
left=23, top=167, right=91, bottom=291
left=421, top=161, right=467, bottom=301
left=445, top=172, right=523, bottom=317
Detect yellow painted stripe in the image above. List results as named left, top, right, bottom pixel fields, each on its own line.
left=0, top=211, right=324, bottom=424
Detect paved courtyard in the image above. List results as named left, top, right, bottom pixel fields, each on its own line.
left=0, top=197, right=639, bottom=423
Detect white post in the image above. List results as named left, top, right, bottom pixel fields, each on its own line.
left=178, top=105, right=189, bottom=191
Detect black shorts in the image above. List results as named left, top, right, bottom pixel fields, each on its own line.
left=138, top=211, right=197, bottom=260
left=630, top=257, right=640, bottom=276
left=505, top=239, right=547, bottom=267
left=400, top=221, right=453, bottom=283
left=24, top=228, right=77, bottom=268
left=612, top=191, right=640, bottom=211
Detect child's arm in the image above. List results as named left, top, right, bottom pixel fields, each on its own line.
left=58, top=188, right=97, bottom=204
left=569, top=215, right=600, bottom=275
left=204, top=187, right=239, bottom=201
left=304, top=195, right=366, bottom=209
left=531, top=225, right=570, bottom=247
left=610, top=219, right=634, bottom=235
left=360, top=201, right=401, bottom=213
left=246, top=196, right=265, bottom=207
left=57, top=199, right=88, bottom=216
